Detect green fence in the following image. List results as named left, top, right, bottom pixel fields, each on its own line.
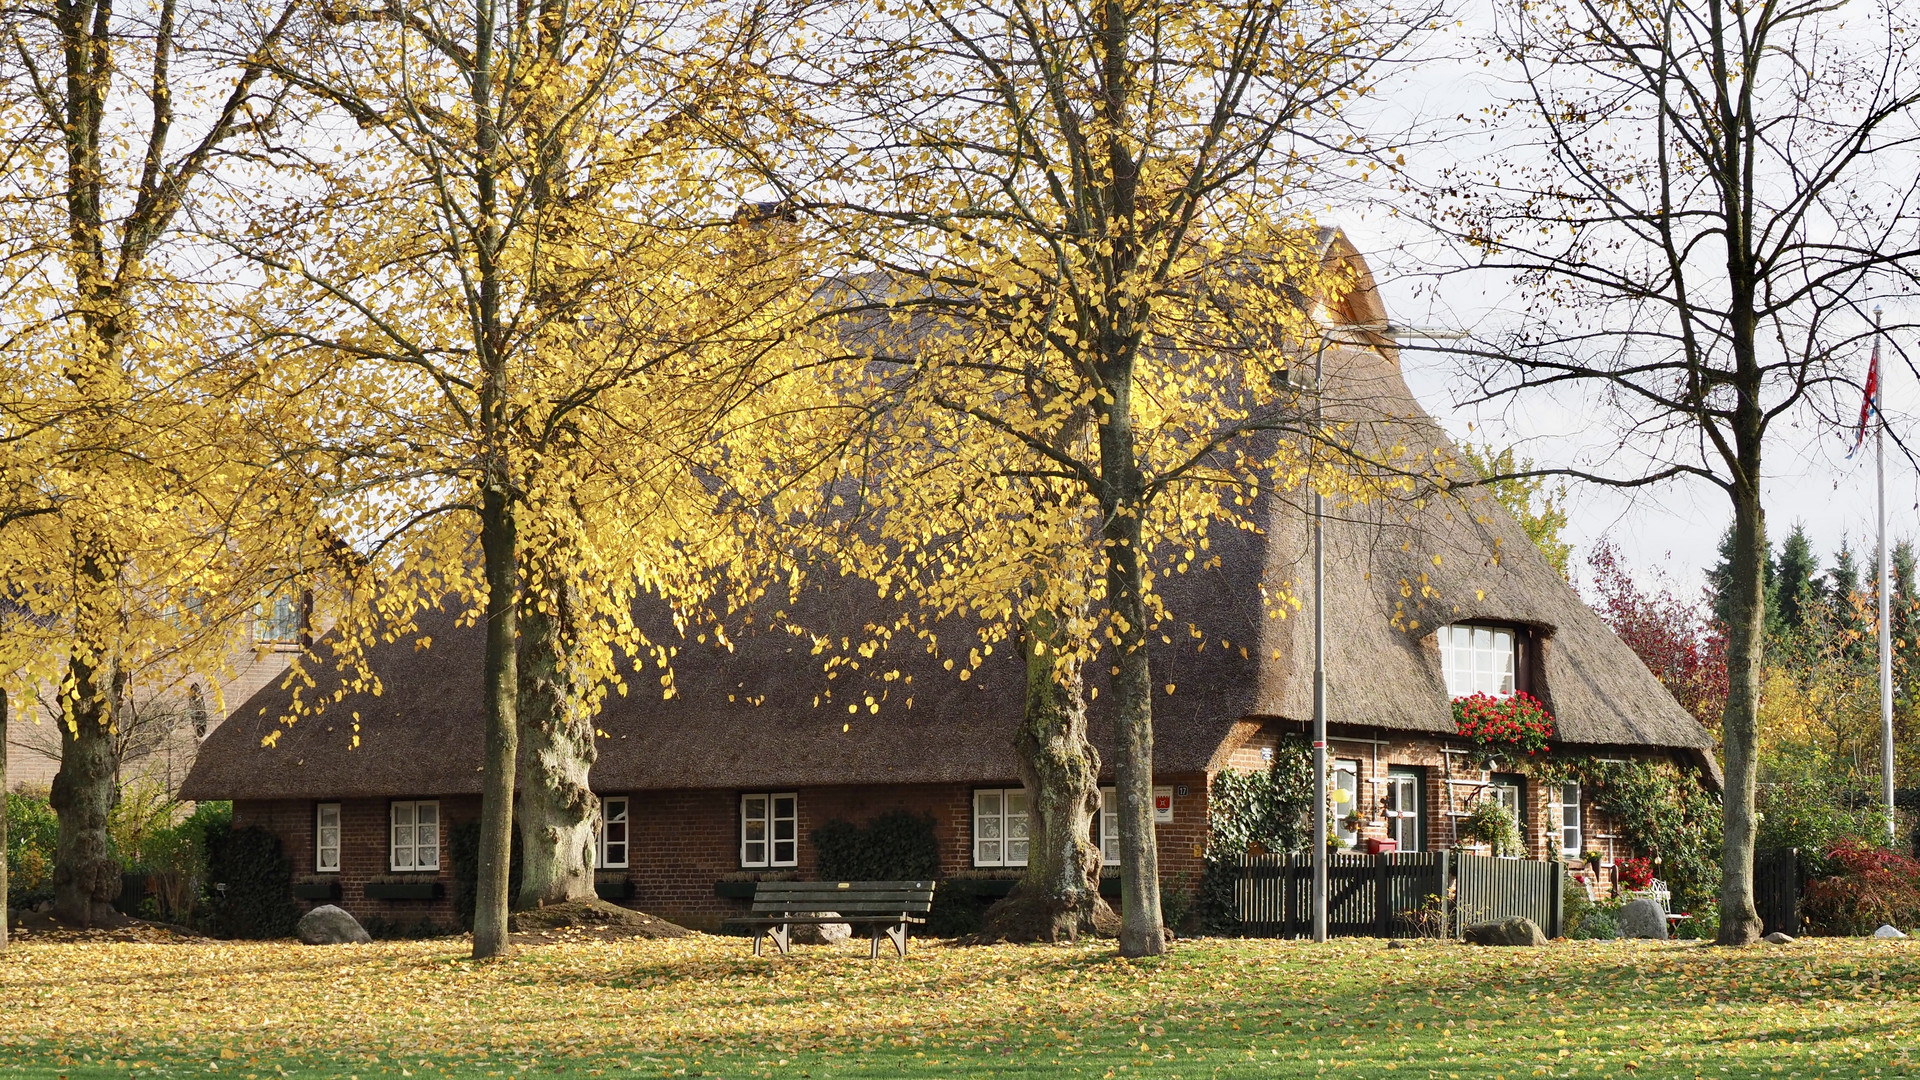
left=1226, top=850, right=1563, bottom=939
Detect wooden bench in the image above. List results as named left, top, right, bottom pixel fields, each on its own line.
left=728, top=880, right=935, bottom=958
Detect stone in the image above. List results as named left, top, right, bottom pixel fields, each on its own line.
left=788, top=912, right=852, bottom=946
left=1616, top=898, right=1670, bottom=940
left=1872, top=924, right=1908, bottom=940
left=1463, top=916, right=1548, bottom=946
left=297, top=904, right=372, bottom=945
left=1764, top=931, right=1795, bottom=944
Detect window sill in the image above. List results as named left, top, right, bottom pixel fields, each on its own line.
left=365, top=880, right=443, bottom=901
left=292, top=878, right=341, bottom=901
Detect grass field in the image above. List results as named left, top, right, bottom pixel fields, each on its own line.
left=2, top=933, right=1916, bottom=1079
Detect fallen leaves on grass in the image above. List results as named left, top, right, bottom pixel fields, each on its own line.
left=0, top=936, right=1916, bottom=1078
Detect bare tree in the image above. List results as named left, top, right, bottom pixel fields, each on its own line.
left=1424, top=0, right=1920, bottom=942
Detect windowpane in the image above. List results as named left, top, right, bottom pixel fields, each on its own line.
left=1006, top=789, right=1029, bottom=865
left=316, top=804, right=341, bottom=873
left=1098, top=787, right=1120, bottom=865
left=1440, top=624, right=1519, bottom=697
left=1560, top=784, right=1582, bottom=856
left=600, top=797, right=629, bottom=869
left=1333, top=762, right=1360, bottom=844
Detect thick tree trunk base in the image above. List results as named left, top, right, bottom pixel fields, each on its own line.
left=969, top=884, right=1120, bottom=944
left=51, top=666, right=122, bottom=930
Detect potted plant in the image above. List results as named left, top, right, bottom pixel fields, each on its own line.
left=1458, top=800, right=1524, bottom=857
left=1341, top=809, right=1363, bottom=833
left=1583, top=849, right=1603, bottom=872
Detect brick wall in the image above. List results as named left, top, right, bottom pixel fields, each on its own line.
left=233, top=794, right=481, bottom=929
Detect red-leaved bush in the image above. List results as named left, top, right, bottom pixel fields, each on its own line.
left=1452, top=692, right=1555, bottom=755
left=1799, top=838, right=1920, bottom=936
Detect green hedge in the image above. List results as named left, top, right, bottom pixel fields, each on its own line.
left=204, top=821, right=300, bottom=939
left=449, top=820, right=522, bottom=931
left=6, top=792, right=59, bottom=910
left=812, top=810, right=941, bottom=881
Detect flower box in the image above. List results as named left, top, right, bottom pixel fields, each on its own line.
left=364, top=880, right=442, bottom=901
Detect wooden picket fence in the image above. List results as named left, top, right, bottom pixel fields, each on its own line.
left=1222, top=850, right=1564, bottom=939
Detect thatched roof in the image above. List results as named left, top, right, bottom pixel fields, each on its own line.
left=183, top=236, right=1714, bottom=803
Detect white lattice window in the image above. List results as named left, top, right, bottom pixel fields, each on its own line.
left=1094, top=787, right=1121, bottom=866
left=1440, top=624, right=1517, bottom=697
left=1385, top=770, right=1422, bottom=853
left=973, top=788, right=1029, bottom=867
left=741, top=793, right=797, bottom=868
left=598, top=796, right=629, bottom=869
left=389, top=800, right=440, bottom=872
left=1333, top=761, right=1361, bottom=845
left=1558, top=783, right=1583, bottom=858
left=315, top=803, right=341, bottom=873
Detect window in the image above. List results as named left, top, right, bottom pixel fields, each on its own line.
left=389, top=800, right=440, bottom=872
left=1384, top=769, right=1422, bottom=852
left=1558, top=783, right=1583, bottom=858
left=740, top=793, right=797, bottom=868
left=1440, top=624, right=1517, bottom=698
left=188, top=685, right=210, bottom=740
left=1094, top=787, right=1121, bottom=865
left=1333, top=760, right=1361, bottom=846
left=315, top=803, right=341, bottom=873
left=255, top=588, right=308, bottom=646
left=1489, top=773, right=1526, bottom=826
left=597, top=796, right=629, bottom=869
left=973, top=788, right=1030, bottom=867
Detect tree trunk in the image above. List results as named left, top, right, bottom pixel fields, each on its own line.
left=1098, top=363, right=1166, bottom=955
left=1716, top=473, right=1766, bottom=945
left=514, top=574, right=598, bottom=909
left=976, top=611, right=1116, bottom=942
left=2, top=686, right=10, bottom=950
left=472, top=482, right=520, bottom=959
left=50, top=648, right=123, bottom=928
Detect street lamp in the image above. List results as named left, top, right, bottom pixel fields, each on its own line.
left=1303, top=320, right=1467, bottom=943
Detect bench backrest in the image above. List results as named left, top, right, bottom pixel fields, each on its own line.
left=751, top=880, right=936, bottom=918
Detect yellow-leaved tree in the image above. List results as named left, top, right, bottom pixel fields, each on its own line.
left=0, top=0, right=316, bottom=929
left=234, top=0, right=810, bottom=957
left=744, top=0, right=1418, bottom=954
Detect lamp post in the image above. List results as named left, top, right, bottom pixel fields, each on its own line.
left=1304, top=320, right=1466, bottom=944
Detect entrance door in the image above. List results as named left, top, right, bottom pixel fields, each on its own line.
left=1384, top=770, right=1422, bottom=852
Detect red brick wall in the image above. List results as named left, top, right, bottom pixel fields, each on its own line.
left=233, top=795, right=480, bottom=928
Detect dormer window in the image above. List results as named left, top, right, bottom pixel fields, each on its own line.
left=255, top=586, right=311, bottom=649
left=1440, top=624, right=1518, bottom=697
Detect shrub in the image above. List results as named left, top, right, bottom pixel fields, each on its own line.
left=812, top=811, right=940, bottom=881
left=1206, top=736, right=1316, bottom=859
left=203, top=823, right=299, bottom=939
left=1756, top=766, right=1882, bottom=877
left=449, top=820, right=523, bottom=931
left=1617, top=855, right=1656, bottom=891
left=361, top=915, right=453, bottom=940
left=1529, top=757, right=1721, bottom=915
left=6, top=791, right=59, bottom=910
left=1799, top=838, right=1920, bottom=936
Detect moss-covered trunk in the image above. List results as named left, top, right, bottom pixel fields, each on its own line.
left=51, top=639, right=123, bottom=927
left=514, top=573, right=598, bottom=908
left=977, top=612, right=1115, bottom=941
left=1, top=686, right=9, bottom=950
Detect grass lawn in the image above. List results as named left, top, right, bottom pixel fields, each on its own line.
left=2, top=934, right=1916, bottom=1079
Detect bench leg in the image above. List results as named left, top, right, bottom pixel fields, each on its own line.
left=885, top=922, right=909, bottom=958
left=752, top=930, right=763, bottom=957
left=770, top=923, right=790, bottom=956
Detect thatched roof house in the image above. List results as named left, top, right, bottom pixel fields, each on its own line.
left=182, top=234, right=1716, bottom=930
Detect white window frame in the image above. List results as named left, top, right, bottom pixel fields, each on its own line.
left=1558, top=783, right=1583, bottom=858
left=740, top=793, right=797, bottom=868
left=1440, top=624, right=1518, bottom=698
left=1095, top=787, right=1121, bottom=866
left=1333, top=760, right=1362, bottom=846
left=597, top=795, right=629, bottom=870
left=389, top=800, right=440, bottom=872
left=255, top=589, right=304, bottom=645
left=973, top=787, right=1030, bottom=868
left=315, top=803, right=341, bottom=873
left=1384, top=770, right=1421, bottom=853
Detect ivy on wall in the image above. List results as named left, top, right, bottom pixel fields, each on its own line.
left=1206, top=735, right=1318, bottom=859
left=1524, top=755, right=1722, bottom=912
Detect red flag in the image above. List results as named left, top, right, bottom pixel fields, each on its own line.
left=1851, top=340, right=1881, bottom=459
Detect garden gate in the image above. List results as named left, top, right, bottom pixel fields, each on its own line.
left=1225, top=851, right=1564, bottom=939
left=1452, top=852, right=1563, bottom=937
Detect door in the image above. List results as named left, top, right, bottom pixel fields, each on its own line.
left=1384, top=770, right=1422, bottom=852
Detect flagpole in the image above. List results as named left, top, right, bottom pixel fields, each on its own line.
left=1877, top=306, right=1897, bottom=845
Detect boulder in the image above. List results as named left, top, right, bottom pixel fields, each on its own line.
left=297, top=904, right=372, bottom=945
left=1764, top=931, right=1795, bottom=944
left=1616, top=898, right=1670, bottom=940
left=1872, top=924, right=1908, bottom=940
left=1463, top=916, right=1547, bottom=946
left=788, top=912, right=852, bottom=946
